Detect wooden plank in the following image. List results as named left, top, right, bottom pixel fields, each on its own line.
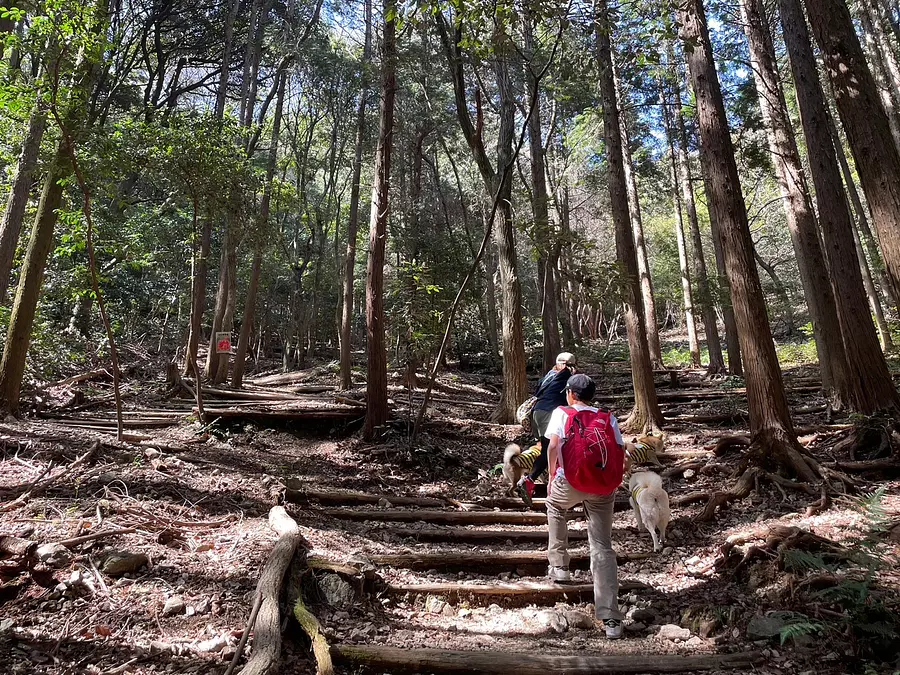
left=381, top=527, right=587, bottom=543
left=332, top=645, right=763, bottom=674
left=384, top=580, right=648, bottom=601
left=363, top=550, right=649, bottom=569
left=320, top=508, right=580, bottom=525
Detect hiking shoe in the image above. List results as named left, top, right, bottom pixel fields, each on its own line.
left=603, top=618, right=623, bottom=639
left=516, top=476, right=535, bottom=508
left=548, top=566, right=571, bottom=583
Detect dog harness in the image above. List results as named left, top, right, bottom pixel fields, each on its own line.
left=630, top=485, right=645, bottom=502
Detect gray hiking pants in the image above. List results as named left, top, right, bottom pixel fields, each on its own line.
left=546, top=475, right=623, bottom=621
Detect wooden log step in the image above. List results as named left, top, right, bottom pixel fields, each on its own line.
left=320, top=508, right=579, bottom=525
left=332, top=645, right=763, bottom=674
left=384, top=579, right=649, bottom=603
left=362, top=550, right=649, bottom=570
left=287, top=490, right=631, bottom=513
left=381, top=527, right=588, bottom=543
left=197, top=406, right=363, bottom=423
left=284, top=487, right=448, bottom=508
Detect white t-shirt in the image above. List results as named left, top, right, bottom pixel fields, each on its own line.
left=544, top=404, right=623, bottom=479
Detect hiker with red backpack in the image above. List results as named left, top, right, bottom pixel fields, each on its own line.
left=543, top=373, right=626, bottom=639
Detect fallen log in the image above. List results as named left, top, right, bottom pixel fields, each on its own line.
left=380, top=527, right=588, bottom=543
left=48, top=369, right=112, bottom=388
left=226, top=506, right=301, bottom=675
left=197, top=405, right=363, bottom=424
left=56, top=527, right=137, bottom=548
left=331, top=645, right=763, bottom=674
left=320, top=508, right=579, bottom=525
left=0, top=535, right=36, bottom=558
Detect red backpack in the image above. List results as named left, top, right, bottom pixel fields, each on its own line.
left=559, top=407, right=624, bottom=495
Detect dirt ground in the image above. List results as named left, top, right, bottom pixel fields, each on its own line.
left=1, top=351, right=898, bottom=675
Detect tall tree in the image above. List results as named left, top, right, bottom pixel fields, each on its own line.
left=363, top=0, right=397, bottom=440
left=437, top=11, right=527, bottom=423
left=524, top=8, right=561, bottom=373
left=659, top=81, right=701, bottom=368
left=0, top=102, right=46, bottom=306
left=596, top=0, right=663, bottom=433
left=232, top=71, right=287, bottom=387
left=667, top=48, right=725, bottom=374
left=339, top=0, right=373, bottom=390
left=0, top=5, right=103, bottom=413
left=679, top=0, right=813, bottom=478
left=738, top=0, right=848, bottom=401
left=806, top=0, right=900, bottom=308
left=617, top=73, right=664, bottom=370
left=779, top=0, right=899, bottom=413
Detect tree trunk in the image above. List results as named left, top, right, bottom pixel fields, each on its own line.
left=753, top=250, right=795, bottom=336
left=596, top=0, right=663, bottom=433
left=617, top=73, right=664, bottom=369
left=669, top=47, right=725, bottom=374
left=779, top=0, right=900, bottom=413
left=232, top=72, right=286, bottom=387
left=850, top=207, right=894, bottom=351
left=184, top=208, right=211, bottom=377
left=739, top=0, right=848, bottom=400
left=680, top=0, right=812, bottom=478
left=806, top=0, right=900, bottom=309
left=482, top=210, right=501, bottom=363
left=829, top=110, right=899, bottom=319
left=524, top=10, right=561, bottom=373
left=339, top=0, right=372, bottom=390
left=857, top=0, right=900, bottom=151
left=363, top=0, right=396, bottom=440
left=214, top=0, right=239, bottom=119
left=491, top=46, right=528, bottom=424
left=0, top=148, right=68, bottom=411
left=0, top=103, right=46, bottom=307
left=659, top=82, right=701, bottom=367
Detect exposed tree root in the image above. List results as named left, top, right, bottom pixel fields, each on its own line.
left=715, top=524, right=848, bottom=578
left=713, top=435, right=750, bottom=457
left=226, top=506, right=301, bottom=675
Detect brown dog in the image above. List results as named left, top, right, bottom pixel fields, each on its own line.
left=502, top=443, right=542, bottom=496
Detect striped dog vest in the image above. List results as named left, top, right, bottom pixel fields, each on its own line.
left=626, top=441, right=661, bottom=467
left=512, top=444, right=542, bottom=471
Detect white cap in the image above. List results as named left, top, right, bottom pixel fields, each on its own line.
left=556, top=352, right=576, bottom=365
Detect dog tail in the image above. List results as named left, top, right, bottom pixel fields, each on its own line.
left=504, top=443, right=522, bottom=465
left=634, top=471, right=663, bottom=490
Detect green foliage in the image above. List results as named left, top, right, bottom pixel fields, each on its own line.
left=774, top=339, right=818, bottom=366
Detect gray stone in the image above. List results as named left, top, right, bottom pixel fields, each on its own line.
left=441, top=603, right=456, bottom=618
left=746, top=612, right=792, bottom=640
left=36, top=543, right=72, bottom=567
left=629, top=607, right=657, bottom=623
left=0, top=618, right=14, bottom=632
left=625, top=621, right=646, bottom=633
left=194, top=597, right=211, bottom=615
left=162, top=596, right=185, bottom=616
left=683, top=469, right=696, bottom=480
left=332, top=611, right=350, bottom=622
left=537, top=610, right=567, bottom=634
left=425, top=596, right=447, bottom=615
left=699, top=617, right=721, bottom=637
left=563, top=611, right=594, bottom=630
left=101, top=551, right=148, bottom=576
left=685, top=636, right=704, bottom=647
left=658, top=624, right=691, bottom=641
left=662, top=547, right=675, bottom=556
left=318, top=574, right=355, bottom=609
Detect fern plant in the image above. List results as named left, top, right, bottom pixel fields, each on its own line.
left=780, top=488, right=899, bottom=660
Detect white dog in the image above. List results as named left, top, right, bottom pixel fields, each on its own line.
left=628, top=471, right=671, bottom=553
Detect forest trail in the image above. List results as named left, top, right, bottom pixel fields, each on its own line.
left=2, top=354, right=897, bottom=674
